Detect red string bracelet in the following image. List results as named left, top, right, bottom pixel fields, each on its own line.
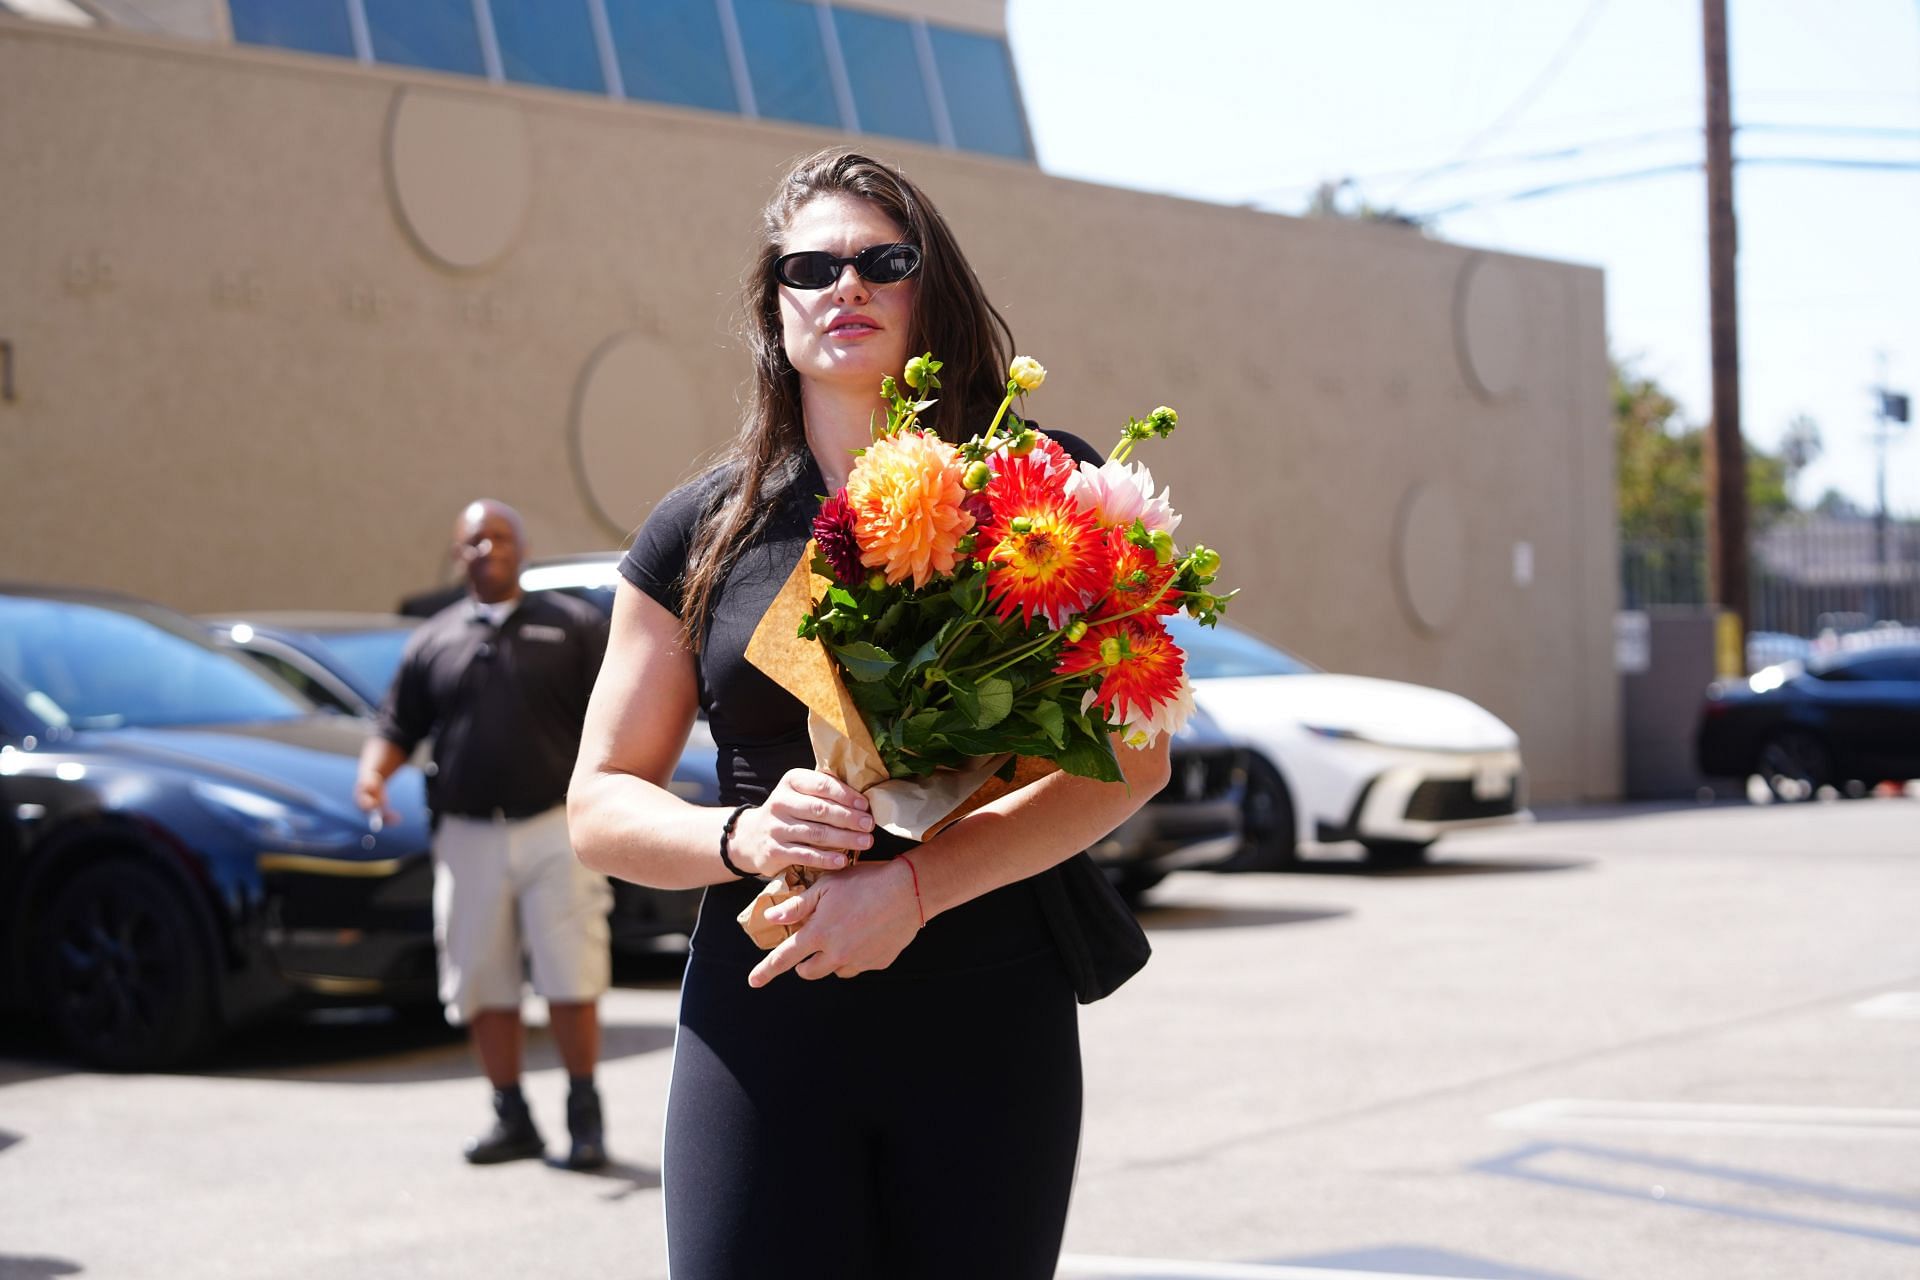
left=897, top=853, right=926, bottom=929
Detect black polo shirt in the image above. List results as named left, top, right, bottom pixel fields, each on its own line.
left=376, top=590, right=609, bottom=820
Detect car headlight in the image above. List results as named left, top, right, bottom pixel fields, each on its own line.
left=190, top=781, right=358, bottom=852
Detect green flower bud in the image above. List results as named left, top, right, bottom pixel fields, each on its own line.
left=903, top=356, right=931, bottom=390
left=1006, top=428, right=1038, bottom=457
left=1186, top=591, right=1216, bottom=618
left=1064, top=618, right=1089, bottom=644
left=1149, top=405, right=1179, bottom=435
left=1098, top=636, right=1124, bottom=667
left=955, top=532, right=977, bottom=556
left=1148, top=529, right=1176, bottom=564
left=925, top=667, right=947, bottom=685
left=867, top=571, right=888, bottom=591
left=1190, top=546, right=1221, bottom=579
left=879, top=375, right=898, bottom=400
left=963, top=461, right=993, bottom=491
left=1010, top=516, right=1034, bottom=535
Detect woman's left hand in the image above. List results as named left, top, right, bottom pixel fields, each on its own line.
left=747, top=859, right=921, bottom=987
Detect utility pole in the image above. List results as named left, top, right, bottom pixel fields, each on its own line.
left=1702, top=0, right=1749, bottom=671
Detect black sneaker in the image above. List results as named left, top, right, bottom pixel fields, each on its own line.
left=464, top=1087, right=545, bottom=1165
left=562, top=1083, right=608, bottom=1171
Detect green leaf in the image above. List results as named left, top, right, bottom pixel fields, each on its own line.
left=1056, top=731, right=1122, bottom=782
left=846, top=680, right=902, bottom=714
left=1023, top=701, right=1066, bottom=747
left=829, top=640, right=896, bottom=683
left=968, top=676, right=1013, bottom=729
left=828, top=585, right=859, bottom=610
left=900, top=710, right=943, bottom=752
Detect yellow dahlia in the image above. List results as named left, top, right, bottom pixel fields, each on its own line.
left=845, top=429, right=974, bottom=589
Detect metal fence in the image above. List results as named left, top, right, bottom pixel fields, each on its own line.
left=1621, top=516, right=1920, bottom=636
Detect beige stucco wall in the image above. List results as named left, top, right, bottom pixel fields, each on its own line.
left=0, top=19, right=1620, bottom=802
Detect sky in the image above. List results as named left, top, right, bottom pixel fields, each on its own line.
left=1008, top=0, right=1920, bottom=517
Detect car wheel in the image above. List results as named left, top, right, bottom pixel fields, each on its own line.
left=1361, top=839, right=1432, bottom=869
left=1235, top=753, right=1299, bottom=870
left=1757, top=729, right=1831, bottom=802
left=37, top=858, right=218, bottom=1070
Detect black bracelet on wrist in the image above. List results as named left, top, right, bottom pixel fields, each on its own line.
left=718, top=803, right=756, bottom=879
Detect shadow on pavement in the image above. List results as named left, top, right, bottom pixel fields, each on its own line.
left=206, top=1011, right=675, bottom=1084
left=551, top=1155, right=664, bottom=1201
left=1276, top=1243, right=1587, bottom=1279
left=0, top=1257, right=85, bottom=1280
left=1276, top=855, right=1592, bottom=878
left=1135, top=902, right=1351, bottom=931
left=1, top=1005, right=677, bottom=1086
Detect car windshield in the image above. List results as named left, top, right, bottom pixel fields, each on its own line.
left=1164, top=615, right=1318, bottom=679
left=308, top=628, right=413, bottom=701
left=0, top=597, right=309, bottom=729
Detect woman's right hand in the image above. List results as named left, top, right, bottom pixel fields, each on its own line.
left=729, top=769, right=875, bottom=877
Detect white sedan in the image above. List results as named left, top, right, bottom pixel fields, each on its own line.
left=1167, top=615, right=1527, bottom=867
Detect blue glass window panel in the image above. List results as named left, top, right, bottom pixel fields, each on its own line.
left=364, top=0, right=486, bottom=76
left=929, top=28, right=1030, bottom=159
left=832, top=8, right=936, bottom=145
left=229, top=0, right=355, bottom=59
left=603, top=0, right=736, bottom=113
left=733, top=0, right=839, bottom=128
left=488, top=0, right=604, bottom=93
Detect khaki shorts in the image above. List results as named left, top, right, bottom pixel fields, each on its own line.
left=432, top=806, right=613, bottom=1024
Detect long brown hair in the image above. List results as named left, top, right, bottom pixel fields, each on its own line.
left=678, top=149, right=1015, bottom=652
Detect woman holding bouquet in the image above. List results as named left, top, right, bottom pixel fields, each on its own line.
left=570, top=149, right=1171, bottom=1279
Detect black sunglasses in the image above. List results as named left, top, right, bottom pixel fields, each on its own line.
left=773, top=242, right=921, bottom=290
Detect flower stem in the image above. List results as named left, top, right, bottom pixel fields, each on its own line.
left=980, top=390, right=1017, bottom=449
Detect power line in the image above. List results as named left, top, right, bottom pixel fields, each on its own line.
left=1390, top=0, right=1615, bottom=203
left=1242, top=121, right=1920, bottom=204
left=1411, top=155, right=1920, bottom=218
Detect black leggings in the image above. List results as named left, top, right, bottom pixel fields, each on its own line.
left=662, top=945, right=1083, bottom=1279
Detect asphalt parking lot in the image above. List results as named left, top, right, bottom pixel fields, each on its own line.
left=2, top=795, right=1916, bottom=1280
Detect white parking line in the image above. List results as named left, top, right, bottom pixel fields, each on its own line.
left=1492, top=1099, right=1920, bottom=1141
left=1852, top=992, right=1920, bottom=1020
left=1057, top=1257, right=1503, bottom=1280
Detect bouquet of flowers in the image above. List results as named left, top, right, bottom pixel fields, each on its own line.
left=739, top=354, right=1234, bottom=944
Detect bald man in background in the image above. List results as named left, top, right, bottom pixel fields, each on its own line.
left=357, top=500, right=613, bottom=1170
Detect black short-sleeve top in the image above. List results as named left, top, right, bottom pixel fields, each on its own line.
left=619, top=428, right=1106, bottom=975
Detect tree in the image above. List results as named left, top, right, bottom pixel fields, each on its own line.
left=1779, top=414, right=1822, bottom=505
left=1814, top=487, right=1865, bottom=519
left=1614, top=360, right=1793, bottom=543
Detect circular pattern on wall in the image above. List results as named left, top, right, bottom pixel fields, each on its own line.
left=385, top=88, right=530, bottom=272
left=571, top=332, right=701, bottom=538
left=1393, top=481, right=1467, bottom=634
left=1453, top=252, right=1531, bottom=400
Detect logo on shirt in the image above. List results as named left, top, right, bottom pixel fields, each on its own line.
left=517, top=624, right=568, bottom=644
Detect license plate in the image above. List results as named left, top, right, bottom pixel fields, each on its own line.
left=1472, top=766, right=1510, bottom=801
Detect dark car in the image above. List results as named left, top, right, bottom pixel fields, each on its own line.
left=204, top=608, right=708, bottom=948
left=1697, top=643, right=1920, bottom=800
left=0, top=586, right=440, bottom=1069
left=201, top=613, right=418, bottom=717
left=1088, top=703, right=1244, bottom=902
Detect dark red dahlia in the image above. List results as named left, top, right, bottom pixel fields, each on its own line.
left=812, top=489, right=864, bottom=583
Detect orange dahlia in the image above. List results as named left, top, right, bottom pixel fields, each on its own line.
left=978, top=449, right=1111, bottom=629
left=1054, top=616, right=1187, bottom=728
left=1104, top=526, right=1180, bottom=617
left=845, top=430, right=974, bottom=589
